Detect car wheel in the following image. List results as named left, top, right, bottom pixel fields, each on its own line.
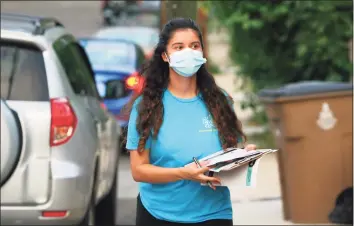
left=1, top=100, right=22, bottom=185
left=95, top=165, right=118, bottom=225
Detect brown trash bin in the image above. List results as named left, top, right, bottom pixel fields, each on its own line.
left=258, top=81, right=353, bottom=224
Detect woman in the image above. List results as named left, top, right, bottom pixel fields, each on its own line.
left=124, top=18, right=257, bottom=226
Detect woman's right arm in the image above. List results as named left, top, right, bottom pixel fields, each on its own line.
left=130, top=149, right=219, bottom=185
left=130, top=149, right=183, bottom=183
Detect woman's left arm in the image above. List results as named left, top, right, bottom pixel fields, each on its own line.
left=245, top=144, right=257, bottom=151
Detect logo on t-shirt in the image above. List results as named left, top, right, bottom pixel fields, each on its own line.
left=199, top=114, right=217, bottom=132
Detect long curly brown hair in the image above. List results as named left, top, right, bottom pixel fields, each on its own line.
left=123, top=18, right=246, bottom=152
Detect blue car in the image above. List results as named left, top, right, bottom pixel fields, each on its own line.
left=79, top=38, right=145, bottom=128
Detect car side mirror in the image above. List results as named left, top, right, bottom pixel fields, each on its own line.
left=105, top=80, right=125, bottom=99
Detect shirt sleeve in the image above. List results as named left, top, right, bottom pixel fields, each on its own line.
left=125, top=99, right=152, bottom=151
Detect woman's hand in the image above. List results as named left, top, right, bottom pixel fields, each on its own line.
left=245, top=144, right=257, bottom=151
left=180, top=160, right=221, bottom=189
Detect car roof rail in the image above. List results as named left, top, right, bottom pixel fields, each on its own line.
left=1, top=13, right=64, bottom=35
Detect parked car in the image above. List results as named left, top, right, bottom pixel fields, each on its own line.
left=93, top=26, right=159, bottom=59
left=1, top=13, right=120, bottom=226
left=78, top=38, right=145, bottom=152
left=79, top=38, right=145, bottom=126
left=101, top=0, right=160, bottom=26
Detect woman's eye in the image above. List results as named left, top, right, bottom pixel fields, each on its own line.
left=192, top=44, right=199, bottom=49
left=176, top=46, right=183, bottom=50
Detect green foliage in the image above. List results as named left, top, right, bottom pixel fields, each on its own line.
left=208, top=59, right=222, bottom=74
left=248, top=110, right=269, bottom=126
left=207, top=0, right=353, bottom=108
left=247, top=129, right=276, bottom=149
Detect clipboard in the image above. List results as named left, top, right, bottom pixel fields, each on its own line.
left=194, top=148, right=278, bottom=187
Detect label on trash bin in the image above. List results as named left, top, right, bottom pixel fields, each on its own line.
left=317, top=102, right=337, bottom=131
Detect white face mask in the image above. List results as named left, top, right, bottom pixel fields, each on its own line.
left=165, top=48, right=207, bottom=77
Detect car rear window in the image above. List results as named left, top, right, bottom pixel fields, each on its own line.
left=1, top=40, right=49, bottom=101
left=96, top=77, right=131, bottom=99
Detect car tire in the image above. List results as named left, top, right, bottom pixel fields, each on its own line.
left=95, top=163, right=118, bottom=225
left=1, top=100, right=22, bottom=185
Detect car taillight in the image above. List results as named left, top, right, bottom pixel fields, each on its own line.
left=50, top=97, right=77, bottom=147
left=126, top=72, right=140, bottom=89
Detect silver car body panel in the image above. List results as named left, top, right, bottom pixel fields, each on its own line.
left=1, top=26, right=120, bottom=225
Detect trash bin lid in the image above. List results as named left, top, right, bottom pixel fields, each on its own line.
left=258, top=81, right=353, bottom=100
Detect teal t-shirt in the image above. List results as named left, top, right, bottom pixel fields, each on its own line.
left=126, top=89, right=233, bottom=223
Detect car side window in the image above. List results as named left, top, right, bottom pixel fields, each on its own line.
left=53, top=36, right=98, bottom=98
left=69, top=43, right=100, bottom=99
left=136, top=46, right=146, bottom=69
left=74, top=43, right=101, bottom=99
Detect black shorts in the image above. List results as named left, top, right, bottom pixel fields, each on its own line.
left=136, top=195, right=233, bottom=226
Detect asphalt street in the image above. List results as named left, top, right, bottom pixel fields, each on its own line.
left=1, top=1, right=138, bottom=225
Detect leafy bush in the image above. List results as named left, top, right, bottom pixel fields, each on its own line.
left=208, top=59, right=222, bottom=74
left=206, top=0, right=353, bottom=108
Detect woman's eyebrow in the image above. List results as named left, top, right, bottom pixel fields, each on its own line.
left=191, top=41, right=201, bottom=45
left=172, top=42, right=184, bottom=46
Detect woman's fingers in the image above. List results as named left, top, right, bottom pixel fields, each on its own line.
left=185, top=160, right=210, bottom=168
left=199, top=160, right=210, bottom=167
left=245, top=144, right=257, bottom=151
left=197, top=166, right=210, bottom=174
left=199, top=175, right=221, bottom=184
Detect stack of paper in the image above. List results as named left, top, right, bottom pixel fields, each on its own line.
left=200, top=148, right=277, bottom=172
left=197, top=148, right=278, bottom=187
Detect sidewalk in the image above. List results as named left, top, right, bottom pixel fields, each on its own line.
left=233, top=200, right=291, bottom=225
left=210, top=32, right=292, bottom=225
left=215, top=74, right=292, bottom=226
left=229, top=154, right=291, bottom=225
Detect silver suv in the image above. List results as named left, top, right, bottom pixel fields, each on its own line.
left=1, top=13, right=120, bottom=225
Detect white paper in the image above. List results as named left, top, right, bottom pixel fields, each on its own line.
left=212, top=153, right=263, bottom=172
left=201, top=158, right=262, bottom=187
left=199, top=148, right=276, bottom=167
left=192, top=148, right=278, bottom=188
